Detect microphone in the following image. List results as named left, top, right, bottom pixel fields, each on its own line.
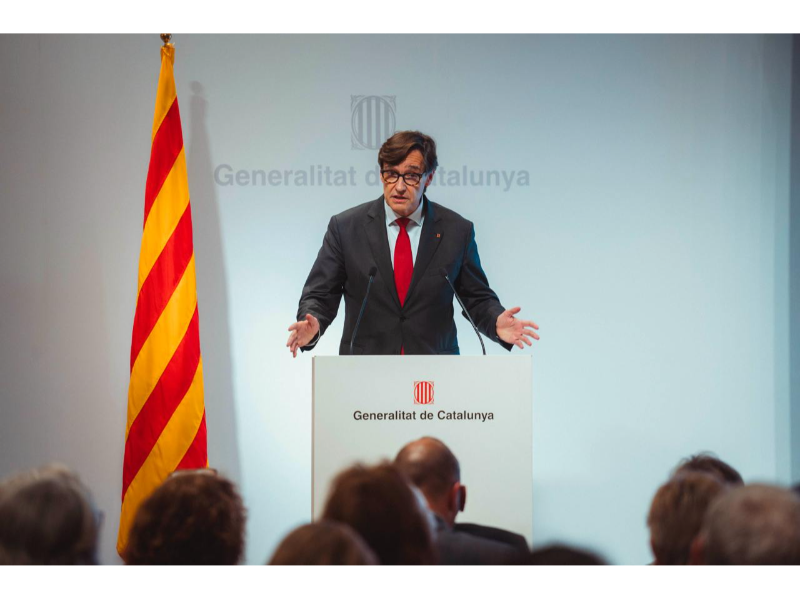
left=350, top=267, right=378, bottom=355
left=440, top=268, right=486, bottom=356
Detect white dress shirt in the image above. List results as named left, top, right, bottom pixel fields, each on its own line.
left=385, top=199, right=425, bottom=266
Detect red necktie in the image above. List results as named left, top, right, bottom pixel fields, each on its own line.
left=394, top=218, right=412, bottom=354
left=394, top=217, right=412, bottom=306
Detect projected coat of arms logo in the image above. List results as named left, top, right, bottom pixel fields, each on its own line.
left=351, top=95, right=396, bottom=150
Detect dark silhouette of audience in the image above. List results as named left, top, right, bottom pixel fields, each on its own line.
left=672, top=452, right=744, bottom=486
left=529, top=544, right=606, bottom=565
left=8, top=447, right=800, bottom=567
left=0, top=464, right=100, bottom=565
left=692, top=484, right=800, bottom=565
left=269, top=521, right=377, bottom=565
left=123, top=469, right=246, bottom=565
left=394, top=436, right=526, bottom=565
left=321, top=463, right=436, bottom=565
left=647, top=471, right=724, bottom=565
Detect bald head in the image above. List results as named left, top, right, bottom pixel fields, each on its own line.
left=394, top=437, right=460, bottom=502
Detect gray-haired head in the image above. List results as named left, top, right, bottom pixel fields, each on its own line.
left=700, top=484, right=800, bottom=565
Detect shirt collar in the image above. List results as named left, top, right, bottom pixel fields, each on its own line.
left=385, top=196, right=425, bottom=228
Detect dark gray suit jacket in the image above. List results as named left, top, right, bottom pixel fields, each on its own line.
left=434, top=515, right=522, bottom=565
left=453, top=522, right=530, bottom=555
left=297, top=195, right=511, bottom=355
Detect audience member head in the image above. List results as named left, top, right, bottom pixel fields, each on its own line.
left=269, top=521, right=378, bottom=565
left=673, top=452, right=743, bottom=486
left=529, top=544, right=606, bottom=565
left=394, top=437, right=465, bottom=527
left=124, top=469, right=245, bottom=565
left=0, top=464, right=100, bottom=565
left=695, top=484, right=800, bottom=565
left=647, top=471, right=725, bottom=565
left=321, top=463, right=436, bottom=565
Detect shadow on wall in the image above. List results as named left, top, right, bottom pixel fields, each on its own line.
left=187, top=81, right=242, bottom=485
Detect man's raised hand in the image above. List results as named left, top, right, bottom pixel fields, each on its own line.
left=495, top=307, right=539, bottom=350
left=286, top=313, right=320, bottom=358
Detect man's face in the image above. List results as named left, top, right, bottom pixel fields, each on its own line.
left=382, top=149, right=435, bottom=217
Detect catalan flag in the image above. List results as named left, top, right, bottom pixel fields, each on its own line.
left=117, top=42, right=207, bottom=555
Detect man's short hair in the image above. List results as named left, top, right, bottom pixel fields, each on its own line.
left=123, top=470, right=246, bottom=565
left=0, top=464, right=99, bottom=565
left=378, top=130, right=438, bottom=173
left=673, top=452, right=743, bottom=486
left=321, top=463, right=436, bottom=565
left=701, top=484, right=800, bottom=565
left=394, top=436, right=460, bottom=500
left=268, top=521, right=377, bottom=565
left=647, top=472, right=725, bottom=565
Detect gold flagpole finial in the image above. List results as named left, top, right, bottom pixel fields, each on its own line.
left=160, top=33, right=172, bottom=46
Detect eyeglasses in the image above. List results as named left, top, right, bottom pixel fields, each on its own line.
left=381, top=170, right=426, bottom=186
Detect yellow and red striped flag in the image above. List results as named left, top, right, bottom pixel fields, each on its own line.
left=117, top=43, right=207, bottom=556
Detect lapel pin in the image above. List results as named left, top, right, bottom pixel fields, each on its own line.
left=436, top=233, right=441, bottom=238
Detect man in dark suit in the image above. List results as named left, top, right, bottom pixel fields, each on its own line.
left=394, top=437, right=527, bottom=565
left=287, top=130, right=538, bottom=356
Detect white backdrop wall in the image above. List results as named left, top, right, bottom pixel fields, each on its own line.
left=0, top=34, right=795, bottom=565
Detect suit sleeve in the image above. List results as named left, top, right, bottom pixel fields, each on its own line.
left=296, top=216, right=346, bottom=351
left=455, top=223, right=513, bottom=352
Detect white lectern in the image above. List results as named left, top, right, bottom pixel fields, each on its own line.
left=312, top=355, right=533, bottom=544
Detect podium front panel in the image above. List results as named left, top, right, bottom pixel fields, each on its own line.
left=312, top=355, right=533, bottom=544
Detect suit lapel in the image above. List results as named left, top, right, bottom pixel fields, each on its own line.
left=405, top=196, right=443, bottom=306
left=364, top=196, right=401, bottom=311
